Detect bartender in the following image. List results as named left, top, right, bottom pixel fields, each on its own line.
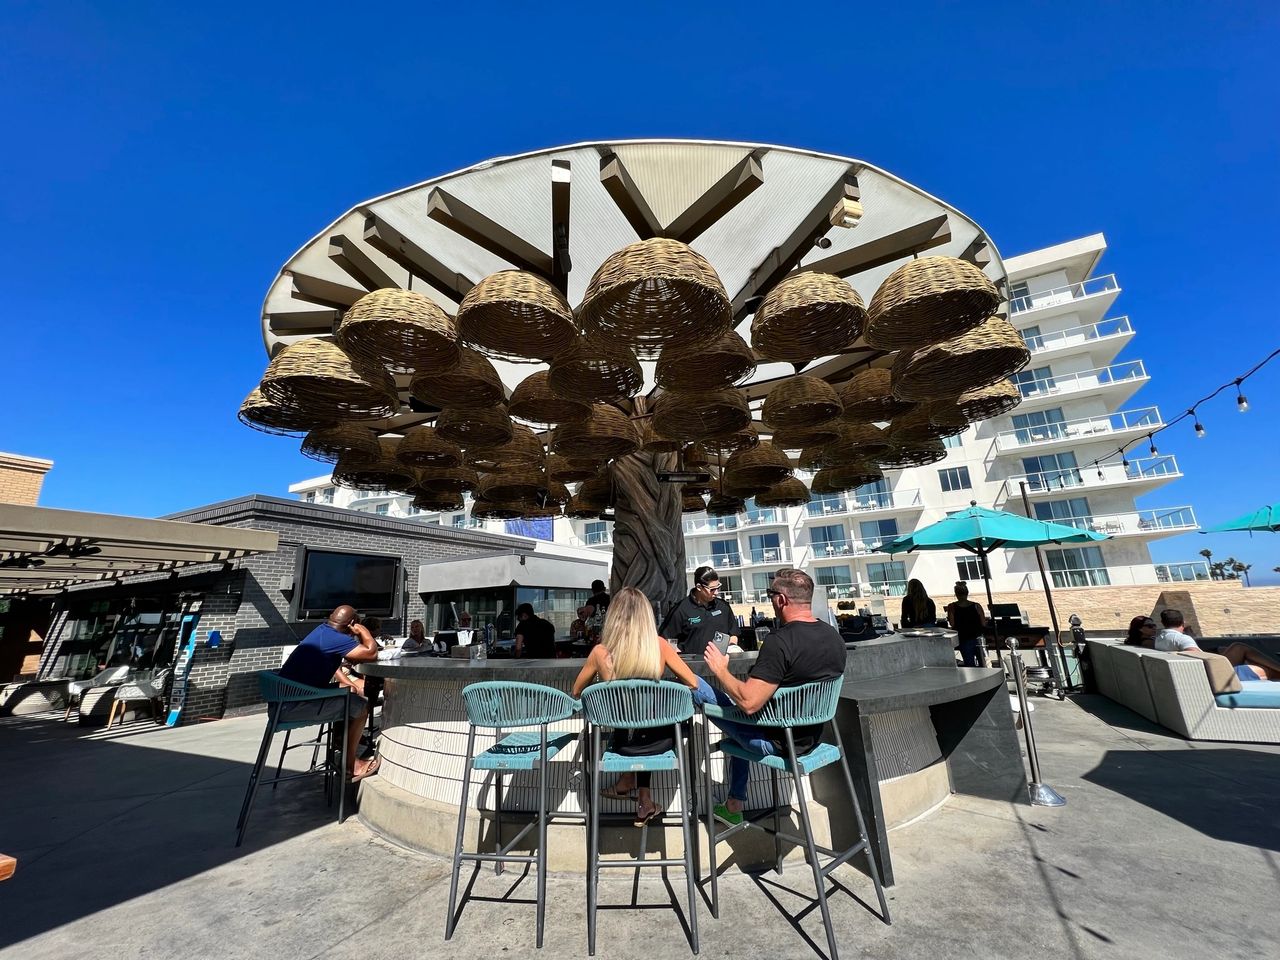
left=660, top=565, right=738, bottom=657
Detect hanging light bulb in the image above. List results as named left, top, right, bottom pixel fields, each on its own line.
left=1194, top=420, right=1206, bottom=438
left=1148, top=434, right=1159, bottom=456
left=1096, top=465, right=1104, bottom=480
left=1236, top=380, right=1249, bottom=413
left=1122, top=454, right=1129, bottom=469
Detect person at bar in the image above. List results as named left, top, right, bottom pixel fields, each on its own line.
left=659, top=565, right=738, bottom=657
left=945, top=582, right=987, bottom=667
left=513, top=602, right=556, bottom=658
left=572, top=586, right=709, bottom=825
left=900, top=579, right=937, bottom=629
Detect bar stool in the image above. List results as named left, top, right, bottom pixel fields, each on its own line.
left=236, top=671, right=350, bottom=847
left=701, top=678, right=889, bottom=960
left=580, top=679, right=699, bottom=957
left=445, top=681, right=581, bottom=949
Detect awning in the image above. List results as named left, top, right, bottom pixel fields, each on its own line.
left=418, top=548, right=607, bottom=594
left=0, top=503, right=279, bottom=595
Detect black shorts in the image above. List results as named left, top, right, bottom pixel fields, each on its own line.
left=275, top=693, right=367, bottom=726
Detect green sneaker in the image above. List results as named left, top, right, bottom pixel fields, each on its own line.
left=714, top=803, right=743, bottom=825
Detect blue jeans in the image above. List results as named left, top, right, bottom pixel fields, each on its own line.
left=692, top=678, right=778, bottom=803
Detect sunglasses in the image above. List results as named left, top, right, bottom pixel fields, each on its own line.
left=765, top=589, right=785, bottom=599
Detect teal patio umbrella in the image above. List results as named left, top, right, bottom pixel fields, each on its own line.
left=1201, top=504, right=1280, bottom=534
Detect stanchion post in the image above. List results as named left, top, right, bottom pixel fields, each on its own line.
left=1006, top=637, right=1066, bottom=807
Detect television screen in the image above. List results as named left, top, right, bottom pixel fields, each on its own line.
left=299, top=550, right=400, bottom=619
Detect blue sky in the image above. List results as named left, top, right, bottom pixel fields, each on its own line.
left=2, top=1, right=1277, bottom=581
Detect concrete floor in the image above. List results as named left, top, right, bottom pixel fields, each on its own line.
left=1, top=695, right=1278, bottom=960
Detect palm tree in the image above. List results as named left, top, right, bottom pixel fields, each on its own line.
left=1233, top=561, right=1252, bottom=587
left=1199, top=547, right=1214, bottom=578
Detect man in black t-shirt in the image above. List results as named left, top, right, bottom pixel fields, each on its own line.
left=703, top=568, right=845, bottom=823
left=513, top=603, right=556, bottom=658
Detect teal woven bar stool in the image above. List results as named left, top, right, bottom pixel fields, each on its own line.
left=235, top=671, right=351, bottom=847
left=580, top=679, right=699, bottom=957
left=702, top=678, right=889, bottom=960
left=445, top=681, right=581, bottom=949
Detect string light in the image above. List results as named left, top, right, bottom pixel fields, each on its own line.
left=1148, top=434, right=1158, bottom=456
left=1194, top=420, right=1206, bottom=438
left=1236, top=379, right=1249, bottom=413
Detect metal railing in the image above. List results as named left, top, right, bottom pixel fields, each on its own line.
left=1037, top=506, right=1197, bottom=536
left=1015, top=360, right=1147, bottom=400
left=803, top=489, right=923, bottom=518
left=740, top=509, right=787, bottom=527
left=862, top=580, right=908, bottom=598
left=1023, top=316, right=1133, bottom=353
left=994, top=406, right=1163, bottom=452
left=1155, top=561, right=1212, bottom=583
left=687, top=546, right=792, bottom=570
left=1009, top=274, right=1118, bottom=315
left=1047, top=567, right=1111, bottom=588
left=1006, top=455, right=1181, bottom=496
left=687, top=552, right=744, bottom=571
left=582, top=530, right=613, bottom=546
left=803, top=539, right=882, bottom=560
left=682, top=515, right=741, bottom=535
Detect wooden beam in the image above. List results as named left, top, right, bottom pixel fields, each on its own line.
left=328, top=234, right=400, bottom=292
left=599, top=152, right=662, bottom=240
left=958, top=235, right=992, bottom=269
left=666, top=150, right=765, bottom=243
left=426, top=188, right=555, bottom=276
left=730, top=167, right=858, bottom=323
left=265, top=309, right=341, bottom=335
left=800, top=214, right=952, bottom=278
left=363, top=213, right=474, bottom=305
left=288, top=272, right=368, bottom=310
left=551, top=158, right=571, bottom=294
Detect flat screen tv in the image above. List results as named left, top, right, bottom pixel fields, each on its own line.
left=297, top=549, right=400, bottom=620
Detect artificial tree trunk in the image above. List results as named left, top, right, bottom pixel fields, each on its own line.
left=608, top=447, right=687, bottom=614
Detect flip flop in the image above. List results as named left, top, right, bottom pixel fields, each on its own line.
left=350, top=757, right=381, bottom=783
left=634, top=804, right=663, bottom=827
left=599, top=786, right=637, bottom=801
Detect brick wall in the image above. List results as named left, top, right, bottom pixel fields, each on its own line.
left=0, top=452, right=53, bottom=505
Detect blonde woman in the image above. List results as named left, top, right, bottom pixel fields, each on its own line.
left=572, top=586, right=714, bottom=825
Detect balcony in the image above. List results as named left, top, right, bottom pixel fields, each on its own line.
left=801, top=539, right=883, bottom=561
left=687, top=552, right=743, bottom=571
left=740, top=508, right=788, bottom=527
left=1033, top=506, right=1198, bottom=539
left=1009, top=273, right=1119, bottom=318
left=1003, top=455, right=1182, bottom=499
left=803, top=489, right=924, bottom=519
left=581, top=529, right=613, bottom=546
left=1013, top=361, right=1149, bottom=411
left=1155, top=561, right=1212, bottom=583
left=1023, top=316, right=1134, bottom=363
left=348, top=488, right=401, bottom=504
left=994, top=406, right=1163, bottom=455
left=683, top=515, right=741, bottom=536
left=1048, top=567, right=1112, bottom=589
left=687, top=546, right=792, bottom=571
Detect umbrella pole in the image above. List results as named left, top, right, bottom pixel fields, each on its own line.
left=980, top=550, right=996, bottom=668
left=1019, top=481, right=1070, bottom=695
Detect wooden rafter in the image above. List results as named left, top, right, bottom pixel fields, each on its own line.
left=551, top=158, right=571, bottom=294
left=958, top=235, right=992, bottom=269
left=328, top=234, right=401, bottom=292
left=362, top=213, right=475, bottom=305
left=801, top=214, right=952, bottom=278
left=426, top=188, right=555, bottom=276
left=288, top=272, right=368, bottom=310
left=265, top=309, right=341, bottom=335
left=599, top=152, right=662, bottom=240
left=666, top=150, right=765, bottom=243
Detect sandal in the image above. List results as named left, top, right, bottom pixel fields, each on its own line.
left=350, top=757, right=381, bottom=783
left=634, top=803, right=663, bottom=827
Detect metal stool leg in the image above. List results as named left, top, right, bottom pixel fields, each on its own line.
left=236, top=708, right=280, bottom=847
left=771, top=766, right=783, bottom=875
left=493, top=725, right=504, bottom=876
left=445, top=726, right=477, bottom=940
left=536, top=724, right=549, bottom=949
left=587, top=725, right=602, bottom=957
left=788, top=738, right=838, bottom=960
left=702, top=718, right=719, bottom=918
left=272, top=730, right=292, bottom=792
left=832, top=723, right=890, bottom=923
left=674, top=726, right=700, bottom=955
left=337, top=695, right=348, bottom=825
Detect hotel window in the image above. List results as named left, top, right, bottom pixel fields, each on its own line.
left=938, top=466, right=972, bottom=492
left=1012, top=366, right=1055, bottom=398
left=942, top=433, right=964, bottom=449
left=1011, top=408, right=1067, bottom=444
left=859, top=518, right=898, bottom=542
left=450, top=513, right=466, bottom=528
left=709, top=538, right=740, bottom=567
left=866, top=561, right=907, bottom=595
left=584, top=521, right=609, bottom=545
left=304, top=491, right=315, bottom=502
left=955, top=555, right=985, bottom=581
left=810, top=524, right=845, bottom=554
left=1045, top=546, right=1110, bottom=588
left=320, top=487, right=334, bottom=504
left=1020, top=323, right=1042, bottom=350
left=1022, top=452, right=1081, bottom=491
left=375, top=503, right=389, bottom=516
left=814, top=566, right=853, bottom=596
left=1035, top=498, right=1091, bottom=530
left=1010, top=280, right=1030, bottom=307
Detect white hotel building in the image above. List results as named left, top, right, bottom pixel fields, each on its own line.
left=289, top=235, right=1208, bottom=610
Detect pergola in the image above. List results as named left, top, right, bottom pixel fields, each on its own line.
left=0, top=503, right=279, bottom=596
left=248, top=140, right=1020, bottom=608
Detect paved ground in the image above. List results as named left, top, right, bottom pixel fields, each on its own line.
left=1, top=694, right=1278, bottom=960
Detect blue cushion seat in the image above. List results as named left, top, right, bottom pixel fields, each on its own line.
left=1215, top=680, right=1280, bottom=709
left=473, top=731, right=579, bottom=770
left=718, top=739, right=842, bottom=775
left=598, top=749, right=679, bottom=773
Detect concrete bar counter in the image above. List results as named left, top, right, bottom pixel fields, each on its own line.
left=356, top=632, right=1026, bottom=880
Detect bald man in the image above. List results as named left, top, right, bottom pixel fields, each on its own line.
left=279, top=605, right=380, bottom=780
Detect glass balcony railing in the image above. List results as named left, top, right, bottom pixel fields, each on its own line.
left=863, top=580, right=908, bottom=598
left=583, top=530, right=613, bottom=546
left=1015, top=360, right=1147, bottom=400
left=1035, top=506, right=1197, bottom=536
left=686, top=553, right=743, bottom=571
left=1155, top=561, right=1212, bottom=583
left=1009, top=274, right=1118, bottom=315
left=683, top=515, right=741, bottom=535
left=805, top=539, right=882, bottom=559
left=1023, top=316, right=1133, bottom=354
left=745, top=545, right=791, bottom=565
left=1006, top=455, right=1181, bottom=496
left=1048, top=567, right=1111, bottom=588
left=994, top=406, right=1162, bottom=452
left=686, top=546, right=792, bottom=571
left=741, top=509, right=786, bottom=527
left=803, top=489, right=922, bottom=518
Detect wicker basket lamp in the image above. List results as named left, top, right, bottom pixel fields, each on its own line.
left=435, top=406, right=514, bottom=448
left=652, top=389, right=752, bottom=442
left=258, top=339, right=400, bottom=422
left=464, top=423, right=546, bottom=472
left=761, top=376, right=843, bottom=429
left=723, top=441, right=793, bottom=487
left=550, top=404, right=642, bottom=460
left=889, top=404, right=965, bottom=443
left=547, top=335, right=644, bottom=403
left=706, top=493, right=746, bottom=517
left=546, top=454, right=601, bottom=483
left=684, top=443, right=711, bottom=467
left=409, top=346, right=505, bottom=410
left=335, top=288, right=459, bottom=374
left=655, top=330, right=756, bottom=392
left=682, top=491, right=709, bottom=513
left=640, top=420, right=684, bottom=453
left=508, top=369, right=591, bottom=426
left=699, top=424, right=761, bottom=458
left=838, top=367, right=917, bottom=423
left=470, top=497, right=525, bottom=521
left=411, top=490, right=465, bottom=513
left=811, top=463, right=883, bottom=495
left=766, top=422, right=842, bottom=451
left=751, top=272, right=866, bottom=362
left=952, top=378, right=1022, bottom=421
left=301, top=423, right=383, bottom=464
left=238, top=387, right=336, bottom=437
left=332, top=443, right=417, bottom=492
left=477, top=467, right=546, bottom=502
left=865, top=256, right=1002, bottom=351
left=414, top=465, right=481, bottom=494
left=543, top=479, right=572, bottom=505
left=722, top=472, right=774, bottom=500
left=876, top=439, right=947, bottom=468
left=565, top=470, right=612, bottom=518
left=395, top=426, right=463, bottom=468
left=455, top=270, right=577, bottom=362
left=580, top=238, right=732, bottom=357
left=815, top=422, right=893, bottom=467
left=891, top=316, right=1030, bottom=401
left=754, top=477, right=811, bottom=508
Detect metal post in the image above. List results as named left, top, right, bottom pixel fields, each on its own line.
left=1019, top=481, right=1073, bottom=693
left=979, top=551, right=996, bottom=668
left=1006, top=638, right=1065, bottom=807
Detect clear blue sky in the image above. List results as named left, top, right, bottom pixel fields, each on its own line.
left=3, top=1, right=1277, bottom=581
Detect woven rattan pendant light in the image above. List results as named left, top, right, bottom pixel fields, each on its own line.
left=258, top=339, right=399, bottom=422
left=409, top=346, right=506, bottom=410
left=891, top=316, right=1030, bottom=401
left=547, top=335, right=644, bottom=403
left=652, top=389, right=751, bottom=442
left=456, top=270, right=578, bottom=362
left=301, top=423, right=383, bottom=464
left=838, top=368, right=916, bottom=423
left=761, top=376, right=843, bottom=429
left=435, top=406, right=514, bottom=448
left=655, top=330, right=756, bottom=392
left=754, top=477, right=811, bottom=508
left=238, top=387, right=336, bottom=437
left=751, top=272, right=866, bottom=362
left=723, top=441, right=793, bottom=488
left=508, top=369, right=592, bottom=426
left=865, top=256, right=1002, bottom=351
left=395, top=426, right=463, bottom=468
left=550, top=404, right=642, bottom=460
left=951, top=378, right=1022, bottom=421
left=336, top=288, right=460, bottom=374
left=414, top=465, right=481, bottom=494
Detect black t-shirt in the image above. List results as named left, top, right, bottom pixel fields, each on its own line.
left=514, top=615, right=556, bottom=658
left=589, top=590, right=610, bottom=616
left=660, top=591, right=736, bottom=657
left=749, top=618, right=847, bottom=754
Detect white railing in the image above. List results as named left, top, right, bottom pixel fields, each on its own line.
left=862, top=580, right=908, bottom=598
left=1048, top=567, right=1111, bottom=588
left=1023, top=316, right=1133, bottom=354
left=1015, top=360, right=1147, bottom=400
left=687, top=546, right=791, bottom=570
left=1009, top=274, right=1118, bottom=315
left=1039, top=506, right=1198, bottom=537
left=994, top=406, right=1163, bottom=452
left=687, top=552, right=744, bottom=571
left=582, top=530, right=613, bottom=546
left=740, top=509, right=787, bottom=527
left=804, top=489, right=923, bottom=518
left=745, top=545, right=791, bottom=565
left=683, top=515, right=741, bottom=535
left=802, top=539, right=882, bottom=560
left=348, top=488, right=400, bottom=502
left=1155, top=561, right=1212, bottom=583
left=1005, top=455, right=1181, bottom=497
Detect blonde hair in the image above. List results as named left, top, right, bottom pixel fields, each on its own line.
left=600, top=586, right=662, bottom=681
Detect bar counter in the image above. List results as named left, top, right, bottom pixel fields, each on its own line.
left=355, top=632, right=1026, bottom=880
